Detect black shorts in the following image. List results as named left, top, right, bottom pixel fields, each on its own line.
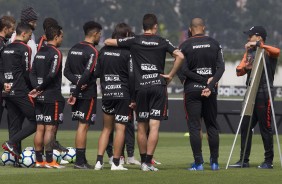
left=135, top=86, right=168, bottom=122
left=72, top=98, right=96, bottom=124
left=35, top=101, right=65, bottom=125
left=102, top=99, right=132, bottom=124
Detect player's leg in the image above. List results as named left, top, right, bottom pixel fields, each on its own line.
left=74, top=98, right=96, bottom=169
left=202, top=93, right=219, bottom=170
left=256, top=92, right=274, bottom=169
left=105, top=130, right=114, bottom=164
left=185, top=92, right=204, bottom=170
left=145, top=119, right=160, bottom=164
left=34, top=103, right=45, bottom=168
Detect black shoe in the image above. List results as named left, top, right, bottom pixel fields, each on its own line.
left=258, top=162, right=273, bottom=169
left=2, top=141, right=21, bottom=159
left=229, top=160, right=249, bottom=168
left=53, top=141, right=69, bottom=152
left=74, top=163, right=94, bottom=169
left=13, top=159, right=22, bottom=168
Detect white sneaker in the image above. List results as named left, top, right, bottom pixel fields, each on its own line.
left=141, top=163, right=159, bottom=171
left=94, top=161, right=104, bottom=170
left=108, top=156, right=113, bottom=165
left=120, top=156, right=125, bottom=165
left=111, top=164, right=128, bottom=170
left=60, top=159, right=69, bottom=165
left=126, top=156, right=141, bottom=165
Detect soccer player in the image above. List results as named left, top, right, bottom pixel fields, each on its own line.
left=105, top=14, right=184, bottom=171
left=29, top=25, right=65, bottom=169
left=0, top=16, right=16, bottom=125
left=178, top=18, right=225, bottom=171
left=0, top=23, right=37, bottom=160
left=64, top=21, right=102, bottom=169
left=36, top=18, right=58, bottom=51
left=94, top=23, right=135, bottom=171
left=230, top=26, right=280, bottom=169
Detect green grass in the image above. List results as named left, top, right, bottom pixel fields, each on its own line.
left=0, top=130, right=282, bottom=184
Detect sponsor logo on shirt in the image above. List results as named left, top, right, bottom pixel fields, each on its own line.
left=3, top=50, right=14, bottom=54
left=196, top=67, right=212, bottom=75
left=115, top=115, right=129, bottom=122
left=103, top=92, right=124, bottom=98
left=104, top=52, right=120, bottom=57
left=118, top=37, right=134, bottom=42
left=36, top=55, right=45, bottom=59
left=141, top=41, right=159, bottom=46
left=4, top=72, right=13, bottom=79
left=105, top=84, right=121, bottom=89
left=105, top=74, right=120, bottom=81
left=141, top=64, right=157, bottom=71
left=192, top=44, right=210, bottom=49
left=139, top=112, right=149, bottom=118
left=193, top=84, right=206, bottom=89
left=71, top=51, right=83, bottom=55
left=140, top=79, right=161, bottom=86
left=150, top=109, right=161, bottom=116
left=37, top=77, right=43, bottom=84
left=142, top=73, right=158, bottom=79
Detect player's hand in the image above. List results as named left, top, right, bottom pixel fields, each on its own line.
left=207, top=77, right=213, bottom=84
left=160, top=74, right=173, bottom=84
left=129, top=102, right=136, bottom=109
left=201, top=88, right=211, bottom=97
left=245, top=41, right=257, bottom=49
left=28, top=89, right=42, bottom=98
left=4, top=83, right=11, bottom=93
left=81, top=84, right=88, bottom=90
left=67, top=95, right=76, bottom=105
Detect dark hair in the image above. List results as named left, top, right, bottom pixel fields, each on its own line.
left=143, top=14, right=158, bottom=31
left=45, top=25, right=62, bottom=41
left=0, top=16, right=16, bottom=31
left=43, top=17, right=58, bottom=31
left=16, top=22, right=32, bottom=35
left=83, top=21, right=102, bottom=36
left=111, top=23, right=134, bottom=39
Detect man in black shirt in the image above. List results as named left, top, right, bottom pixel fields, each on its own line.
left=1, top=23, right=37, bottom=159
left=94, top=23, right=135, bottom=170
left=36, top=18, right=58, bottom=51
left=0, top=16, right=16, bottom=125
left=230, top=26, right=280, bottom=169
left=105, top=14, right=184, bottom=171
left=29, top=25, right=65, bottom=169
left=64, top=21, right=102, bottom=169
left=178, top=18, right=225, bottom=171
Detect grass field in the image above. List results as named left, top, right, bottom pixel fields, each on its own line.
left=0, top=130, right=282, bottom=184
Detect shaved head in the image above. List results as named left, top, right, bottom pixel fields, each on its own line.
left=190, top=18, right=205, bottom=28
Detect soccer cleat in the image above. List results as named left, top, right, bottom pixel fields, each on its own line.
left=189, top=163, right=204, bottom=171
left=111, top=164, right=128, bottom=170
left=74, top=163, right=94, bottom=169
left=2, top=141, right=21, bottom=159
left=45, top=160, right=65, bottom=169
left=120, top=156, right=125, bottom=165
left=151, top=158, right=161, bottom=165
left=35, top=161, right=46, bottom=168
left=141, top=163, right=159, bottom=171
left=229, top=160, right=249, bottom=168
left=257, top=162, right=273, bottom=169
left=108, top=156, right=113, bottom=165
left=126, top=156, right=141, bottom=165
left=60, top=159, right=69, bottom=165
left=94, top=161, right=104, bottom=170
left=53, top=141, right=68, bottom=152
left=211, top=163, right=219, bottom=171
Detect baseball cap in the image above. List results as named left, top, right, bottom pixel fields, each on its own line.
left=243, top=26, right=267, bottom=41
left=20, top=6, right=38, bottom=23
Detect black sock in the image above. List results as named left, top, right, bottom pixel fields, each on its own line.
left=145, top=154, right=153, bottom=164
left=45, top=151, right=53, bottom=163
left=76, top=148, right=86, bottom=165
left=96, top=155, right=103, bottom=164
left=140, top=153, right=146, bottom=163
left=113, top=157, right=120, bottom=166
left=35, top=150, right=43, bottom=162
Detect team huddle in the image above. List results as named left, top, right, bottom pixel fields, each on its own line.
left=0, top=6, right=280, bottom=171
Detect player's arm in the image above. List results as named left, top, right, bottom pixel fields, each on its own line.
left=29, top=59, right=38, bottom=88
left=73, top=51, right=98, bottom=97
left=63, top=52, right=79, bottom=84
left=22, top=46, right=33, bottom=90
left=206, top=46, right=225, bottom=91
left=181, top=60, right=208, bottom=84
left=128, top=54, right=135, bottom=102
left=236, top=52, right=248, bottom=76
left=259, top=42, right=280, bottom=58
left=36, top=51, right=61, bottom=91
left=0, top=57, right=5, bottom=86
left=104, top=39, right=118, bottom=46
left=105, top=37, right=135, bottom=48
